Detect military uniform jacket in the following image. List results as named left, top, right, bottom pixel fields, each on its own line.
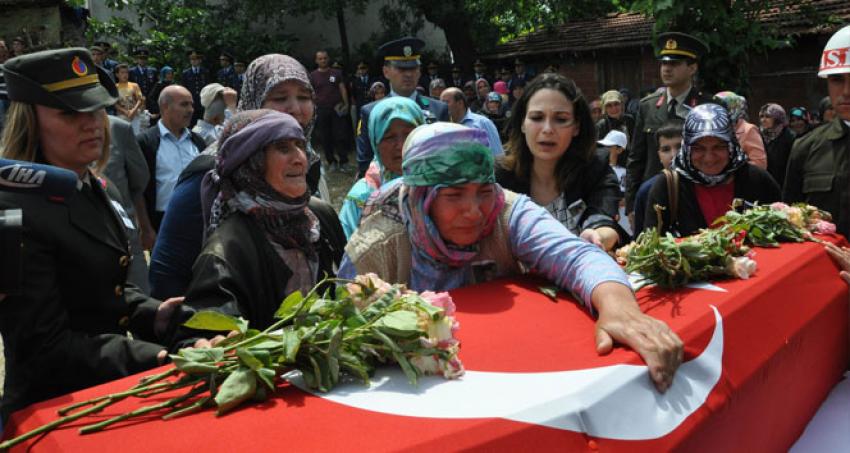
left=625, top=87, right=713, bottom=212
left=0, top=174, right=162, bottom=418
left=181, top=66, right=210, bottom=113
left=355, top=92, right=449, bottom=168
left=129, top=65, right=158, bottom=100
left=217, top=65, right=239, bottom=90
left=783, top=118, right=850, bottom=237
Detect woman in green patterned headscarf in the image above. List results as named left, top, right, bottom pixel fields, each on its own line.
left=339, top=96, right=424, bottom=238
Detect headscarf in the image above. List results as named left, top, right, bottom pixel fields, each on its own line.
left=715, top=91, right=748, bottom=123
left=344, top=97, right=425, bottom=209
left=369, top=81, right=386, bottom=100
left=475, top=78, right=491, bottom=102
left=400, top=123, right=505, bottom=281
left=600, top=90, right=623, bottom=108
left=236, top=54, right=319, bottom=165
left=201, top=110, right=319, bottom=293
left=493, top=81, right=508, bottom=95
left=672, top=103, right=748, bottom=186
left=159, top=66, right=173, bottom=82
left=759, top=103, right=787, bottom=143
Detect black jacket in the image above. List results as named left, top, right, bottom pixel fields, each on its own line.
left=764, top=126, right=796, bottom=191
left=644, top=164, right=781, bottom=237
left=167, top=198, right=346, bottom=350
left=0, top=176, right=163, bottom=418
left=625, top=87, right=714, bottom=212
left=495, top=150, right=624, bottom=237
left=136, top=124, right=207, bottom=218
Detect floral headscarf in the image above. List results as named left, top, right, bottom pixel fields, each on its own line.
left=399, top=123, right=506, bottom=291
left=673, top=103, right=747, bottom=186
left=715, top=91, right=748, bottom=123
left=237, top=54, right=319, bottom=165
left=759, top=103, right=787, bottom=143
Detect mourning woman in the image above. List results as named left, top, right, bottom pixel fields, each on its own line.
left=497, top=73, right=624, bottom=251
left=167, top=110, right=344, bottom=350
left=339, top=96, right=424, bottom=238
left=340, top=123, right=683, bottom=393
left=644, top=103, right=780, bottom=237
left=149, top=54, right=326, bottom=300
left=0, top=49, right=180, bottom=419
left=759, top=103, right=796, bottom=190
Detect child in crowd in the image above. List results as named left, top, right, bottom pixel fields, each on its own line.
left=632, top=120, right=683, bottom=235
left=598, top=130, right=630, bottom=235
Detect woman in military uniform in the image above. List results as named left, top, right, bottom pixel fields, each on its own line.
left=0, top=48, right=181, bottom=420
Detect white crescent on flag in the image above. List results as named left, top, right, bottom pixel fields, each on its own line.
left=289, top=306, right=724, bottom=440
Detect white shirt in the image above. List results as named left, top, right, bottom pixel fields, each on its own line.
left=155, top=121, right=199, bottom=211
left=666, top=86, right=692, bottom=119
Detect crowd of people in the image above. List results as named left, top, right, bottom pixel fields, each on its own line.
left=1, top=22, right=850, bottom=427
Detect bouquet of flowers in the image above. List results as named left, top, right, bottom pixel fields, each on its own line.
left=618, top=225, right=756, bottom=290
left=712, top=202, right=835, bottom=247
left=0, top=274, right=464, bottom=449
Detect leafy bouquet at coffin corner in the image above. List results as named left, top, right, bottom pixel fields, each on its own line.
left=0, top=274, right=464, bottom=449
left=615, top=201, right=837, bottom=290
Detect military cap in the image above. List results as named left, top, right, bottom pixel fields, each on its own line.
left=473, top=58, right=486, bottom=67
left=93, top=40, right=112, bottom=49
left=427, top=61, right=439, bottom=70
left=187, top=49, right=203, bottom=58
left=133, top=47, right=150, bottom=58
left=378, top=37, right=424, bottom=69
left=656, top=32, right=709, bottom=61
left=451, top=65, right=462, bottom=73
left=219, top=51, right=234, bottom=62
left=234, top=60, right=246, bottom=68
left=1, top=48, right=117, bottom=112
left=514, top=58, right=524, bottom=66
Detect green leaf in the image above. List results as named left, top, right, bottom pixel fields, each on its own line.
left=236, top=348, right=264, bottom=371
left=183, top=311, right=244, bottom=333
left=375, top=310, right=421, bottom=337
left=282, top=330, right=302, bottom=363
left=274, top=291, right=304, bottom=319
left=178, top=347, right=224, bottom=363
left=214, top=367, right=257, bottom=416
left=256, top=367, right=276, bottom=390
left=170, top=356, right=220, bottom=374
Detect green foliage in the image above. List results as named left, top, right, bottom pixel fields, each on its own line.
left=86, top=0, right=298, bottom=70
left=626, top=0, right=789, bottom=95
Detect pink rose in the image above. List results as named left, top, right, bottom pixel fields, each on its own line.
left=770, top=202, right=789, bottom=211
left=420, top=291, right=456, bottom=316
left=814, top=221, right=837, bottom=234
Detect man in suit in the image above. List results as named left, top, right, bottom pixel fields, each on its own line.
left=103, top=115, right=151, bottom=294
left=216, top=51, right=239, bottom=90
left=419, top=60, right=442, bottom=91
left=472, top=59, right=492, bottom=86
left=625, top=32, right=713, bottom=219
left=129, top=47, right=157, bottom=100
left=180, top=49, right=209, bottom=126
left=449, top=65, right=466, bottom=88
left=136, top=85, right=206, bottom=247
left=355, top=37, right=450, bottom=178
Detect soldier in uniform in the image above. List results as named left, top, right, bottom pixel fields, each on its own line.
left=624, top=32, right=713, bottom=218
left=181, top=49, right=209, bottom=126
left=94, top=41, right=119, bottom=74
left=233, top=59, right=246, bottom=95
left=0, top=48, right=182, bottom=420
left=355, top=37, right=449, bottom=178
left=129, top=47, right=158, bottom=100
left=217, top=51, right=239, bottom=90
left=784, top=24, right=850, bottom=238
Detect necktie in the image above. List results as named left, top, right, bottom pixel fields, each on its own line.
left=668, top=99, right=678, bottom=118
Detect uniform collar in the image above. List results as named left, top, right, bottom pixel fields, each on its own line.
left=390, top=89, right=418, bottom=101
left=822, top=116, right=850, bottom=140
left=666, top=86, right=692, bottom=106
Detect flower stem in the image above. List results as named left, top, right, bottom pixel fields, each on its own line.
left=0, top=398, right=115, bottom=450
left=79, top=385, right=206, bottom=435
left=57, top=381, right=175, bottom=416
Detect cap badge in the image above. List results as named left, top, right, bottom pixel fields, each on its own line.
left=403, top=46, right=412, bottom=57
left=71, top=56, right=88, bottom=77
left=665, top=39, right=678, bottom=50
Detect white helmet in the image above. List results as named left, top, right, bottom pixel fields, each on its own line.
left=819, top=24, right=850, bottom=78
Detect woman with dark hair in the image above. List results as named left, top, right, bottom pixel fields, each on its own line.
left=759, top=103, right=796, bottom=190
left=368, top=81, right=387, bottom=101
left=168, top=110, right=344, bottom=350
left=496, top=73, right=624, bottom=251
left=645, top=103, right=780, bottom=237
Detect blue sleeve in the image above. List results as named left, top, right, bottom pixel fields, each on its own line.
left=507, top=195, right=631, bottom=311
left=633, top=175, right=656, bottom=236
left=483, top=118, right=504, bottom=156
left=337, top=253, right=357, bottom=280
left=149, top=173, right=204, bottom=300
left=356, top=105, right=373, bottom=171
left=339, top=197, right=362, bottom=240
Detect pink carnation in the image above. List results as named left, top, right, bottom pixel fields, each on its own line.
left=420, top=291, right=456, bottom=316
left=770, top=202, right=789, bottom=211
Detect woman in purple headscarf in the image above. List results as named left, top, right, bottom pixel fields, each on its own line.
left=759, top=103, right=796, bottom=189
left=167, top=110, right=345, bottom=350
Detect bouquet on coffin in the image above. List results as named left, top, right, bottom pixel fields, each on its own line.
left=0, top=274, right=464, bottom=449
left=616, top=201, right=835, bottom=290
